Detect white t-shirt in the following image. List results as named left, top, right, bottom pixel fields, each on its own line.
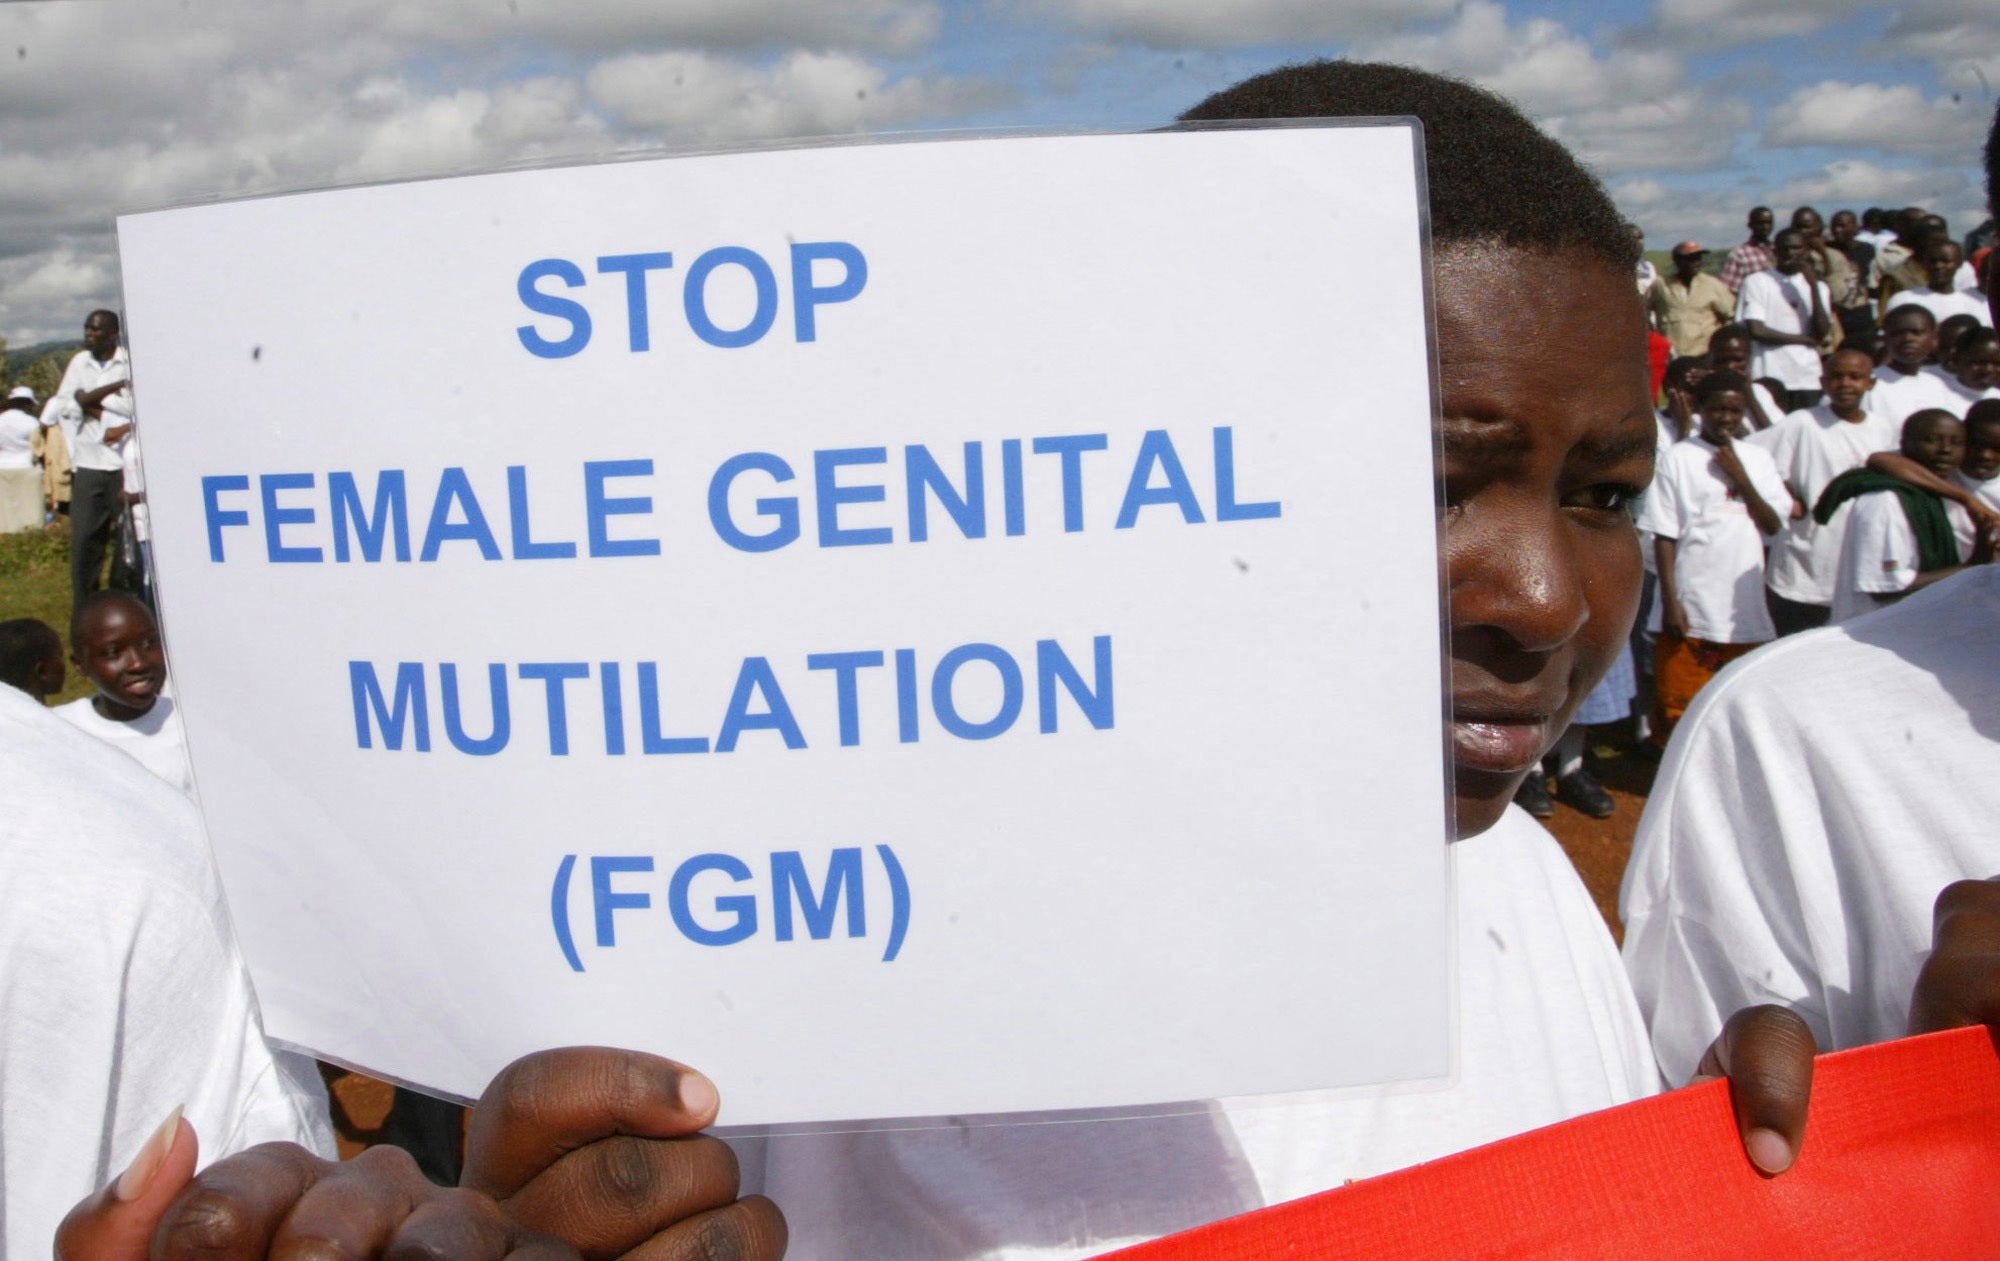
left=0, top=684, right=332, bottom=1261
left=1885, top=286, right=1993, bottom=328
left=733, top=806, right=1661, bottom=1261
left=1954, top=467, right=2000, bottom=512
left=1737, top=270, right=1833, bottom=391
left=1828, top=491, right=1975, bottom=624
left=55, top=692, right=194, bottom=796
left=1637, top=436, right=1790, bottom=642
left=0, top=408, right=36, bottom=471
left=1868, top=364, right=1960, bottom=430
left=50, top=347, right=133, bottom=473
left=1941, top=374, right=2000, bottom=411
left=1622, top=566, right=2000, bottom=1082
left=1758, top=405, right=1898, bottom=605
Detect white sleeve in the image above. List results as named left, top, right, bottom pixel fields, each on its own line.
left=1, top=706, right=333, bottom=1260
left=1620, top=654, right=1831, bottom=1084
left=1636, top=450, right=1685, bottom=540
left=1735, top=273, right=1775, bottom=325
left=100, top=376, right=135, bottom=424
left=50, top=354, right=85, bottom=426
left=1884, top=290, right=1916, bottom=314
left=1844, top=494, right=1919, bottom=595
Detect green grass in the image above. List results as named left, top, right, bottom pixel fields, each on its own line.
left=0, top=524, right=99, bottom=704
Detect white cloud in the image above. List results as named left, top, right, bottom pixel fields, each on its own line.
left=1019, top=0, right=1458, bottom=49
left=1358, top=1, right=1680, bottom=113
left=366, top=0, right=945, bottom=58
left=1765, top=80, right=1989, bottom=155
left=0, top=249, right=119, bottom=345
left=1611, top=160, right=1989, bottom=253
left=0, top=0, right=994, bottom=343
left=1644, top=0, right=1874, bottom=51
left=1771, top=158, right=1981, bottom=215
left=1347, top=1, right=1745, bottom=173
left=587, top=49, right=1010, bottom=145
left=1871, top=1, right=2000, bottom=95
left=1549, top=92, right=1753, bottom=173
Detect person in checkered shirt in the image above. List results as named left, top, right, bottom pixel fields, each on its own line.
left=1719, top=205, right=1776, bottom=296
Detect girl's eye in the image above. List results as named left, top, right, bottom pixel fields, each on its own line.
left=1568, top=484, right=1641, bottom=514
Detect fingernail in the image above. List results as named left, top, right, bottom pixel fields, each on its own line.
left=679, top=1071, right=718, bottom=1119
left=1746, top=1126, right=1794, bottom=1175
left=115, top=1106, right=183, bottom=1202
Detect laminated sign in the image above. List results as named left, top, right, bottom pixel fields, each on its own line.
left=116, top=125, right=1448, bottom=1126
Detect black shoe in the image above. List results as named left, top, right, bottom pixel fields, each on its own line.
left=1514, top=772, right=1555, bottom=819
left=1556, top=768, right=1616, bottom=818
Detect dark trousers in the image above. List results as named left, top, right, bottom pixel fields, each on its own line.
left=70, top=467, right=122, bottom=602
left=1767, top=589, right=1832, bottom=637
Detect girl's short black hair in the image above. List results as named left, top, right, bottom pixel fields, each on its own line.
left=1178, top=60, right=1637, bottom=270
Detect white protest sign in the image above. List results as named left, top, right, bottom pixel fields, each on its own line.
left=115, top=126, right=1450, bottom=1127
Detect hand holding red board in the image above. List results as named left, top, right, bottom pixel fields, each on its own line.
left=1108, top=1026, right=2000, bottom=1259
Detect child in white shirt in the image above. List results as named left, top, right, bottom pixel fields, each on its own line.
left=1758, top=347, right=1898, bottom=634
left=1825, top=409, right=1991, bottom=622
left=1638, top=369, right=1794, bottom=742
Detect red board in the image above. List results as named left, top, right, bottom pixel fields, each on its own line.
left=1107, top=1027, right=2000, bottom=1259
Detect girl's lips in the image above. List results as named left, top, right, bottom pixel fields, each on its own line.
left=1450, top=717, right=1552, bottom=775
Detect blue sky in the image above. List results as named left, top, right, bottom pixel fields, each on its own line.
left=2, top=0, right=1994, bottom=345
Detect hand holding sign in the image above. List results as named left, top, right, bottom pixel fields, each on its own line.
left=55, top=1049, right=783, bottom=1261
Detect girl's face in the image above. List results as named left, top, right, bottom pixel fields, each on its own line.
left=1436, top=244, right=1652, bottom=839
left=1954, top=339, right=2000, bottom=393
left=1698, top=390, right=1749, bottom=444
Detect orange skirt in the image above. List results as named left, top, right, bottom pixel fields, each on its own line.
left=1653, top=635, right=1760, bottom=743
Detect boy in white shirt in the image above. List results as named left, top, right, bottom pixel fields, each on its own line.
left=1759, top=347, right=1898, bottom=634
left=1885, top=238, right=1993, bottom=328
left=1870, top=306, right=1960, bottom=428
left=1737, top=231, right=1834, bottom=411
left=54, top=591, right=193, bottom=795
left=1954, top=401, right=2000, bottom=509
left=1823, top=409, right=1991, bottom=622
left=1940, top=326, right=2000, bottom=409
left=1705, top=324, right=1786, bottom=431
left=1639, top=369, right=1793, bottom=743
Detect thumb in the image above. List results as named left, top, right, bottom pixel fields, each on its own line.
left=55, top=1108, right=199, bottom=1261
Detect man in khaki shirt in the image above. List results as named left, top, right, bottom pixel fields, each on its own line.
left=1647, top=241, right=1736, bottom=358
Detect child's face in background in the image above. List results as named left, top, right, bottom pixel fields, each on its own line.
left=1905, top=416, right=1966, bottom=478
left=1953, top=339, right=2000, bottom=393
left=1925, top=243, right=1965, bottom=294
left=73, top=600, right=166, bottom=717
left=1708, top=335, right=1752, bottom=378
left=1438, top=244, right=1651, bottom=839
left=1697, top=390, right=1749, bottom=444
left=1821, top=353, right=1875, bottom=413
left=1961, top=419, right=2000, bottom=481
left=1884, top=311, right=1936, bottom=370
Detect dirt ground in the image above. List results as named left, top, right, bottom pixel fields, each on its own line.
left=1535, top=728, right=1656, bottom=945
left=329, top=728, right=1658, bottom=1161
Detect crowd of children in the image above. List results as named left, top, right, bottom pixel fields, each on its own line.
left=1517, top=205, right=1998, bottom=818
